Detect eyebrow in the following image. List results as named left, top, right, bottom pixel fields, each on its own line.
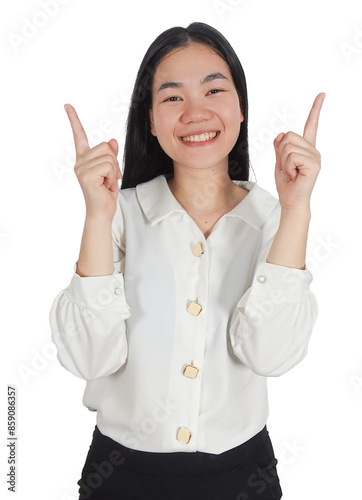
left=156, top=72, right=229, bottom=93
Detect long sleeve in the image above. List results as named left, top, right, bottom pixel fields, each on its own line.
left=228, top=203, right=319, bottom=377
left=49, top=198, right=132, bottom=381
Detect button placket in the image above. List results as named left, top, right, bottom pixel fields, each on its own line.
left=187, top=242, right=204, bottom=317
left=176, top=240, right=208, bottom=445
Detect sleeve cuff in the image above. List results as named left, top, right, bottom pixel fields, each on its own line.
left=67, top=262, right=131, bottom=312
left=237, top=261, right=313, bottom=310
left=73, top=260, right=120, bottom=276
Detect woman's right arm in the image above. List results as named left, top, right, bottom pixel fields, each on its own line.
left=49, top=104, right=131, bottom=381
left=76, top=216, right=114, bottom=277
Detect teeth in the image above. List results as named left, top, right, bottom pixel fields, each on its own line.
left=181, top=131, right=218, bottom=142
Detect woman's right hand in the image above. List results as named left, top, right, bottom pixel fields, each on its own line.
left=64, top=103, right=122, bottom=221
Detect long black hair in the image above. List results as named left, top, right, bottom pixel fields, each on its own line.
left=121, top=22, right=251, bottom=190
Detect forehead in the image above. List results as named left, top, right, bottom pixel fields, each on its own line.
left=152, top=43, right=232, bottom=86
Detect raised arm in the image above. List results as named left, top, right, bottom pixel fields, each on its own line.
left=63, top=103, right=122, bottom=277
left=266, top=92, right=325, bottom=269
left=229, top=93, right=325, bottom=376
left=49, top=104, right=131, bottom=381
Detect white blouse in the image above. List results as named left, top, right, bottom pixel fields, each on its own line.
left=49, top=173, right=318, bottom=454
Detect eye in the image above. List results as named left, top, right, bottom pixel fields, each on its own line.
left=208, top=89, right=224, bottom=95
left=164, top=96, right=181, bottom=102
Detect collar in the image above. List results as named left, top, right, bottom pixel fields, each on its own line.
left=136, top=174, right=279, bottom=230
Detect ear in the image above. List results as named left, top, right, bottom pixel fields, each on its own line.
left=149, top=108, right=157, bottom=136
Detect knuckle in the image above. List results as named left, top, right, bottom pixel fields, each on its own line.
left=75, top=154, right=83, bottom=164
left=104, top=160, right=113, bottom=169
left=105, top=154, right=115, bottom=164
left=103, top=142, right=114, bottom=153
left=100, top=143, right=116, bottom=160
left=77, top=172, right=88, bottom=183
left=74, top=164, right=83, bottom=175
left=97, top=141, right=112, bottom=155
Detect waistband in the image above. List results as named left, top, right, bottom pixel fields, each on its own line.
left=92, top=425, right=269, bottom=476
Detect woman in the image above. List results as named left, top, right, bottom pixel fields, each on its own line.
left=49, top=21, right=324, bottom=499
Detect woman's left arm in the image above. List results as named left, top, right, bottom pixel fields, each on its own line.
left=229, top=94, right=325, bottom=377
left=266, top=92, right=325, bottom=269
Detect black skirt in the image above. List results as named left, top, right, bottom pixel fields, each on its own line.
left=77, top=425, right=282, bottom=500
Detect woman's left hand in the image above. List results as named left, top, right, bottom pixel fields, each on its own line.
left=273, top=92, right=325, bottom=211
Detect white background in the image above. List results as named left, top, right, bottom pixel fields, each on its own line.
left=1, top=0, right=362, bottom=498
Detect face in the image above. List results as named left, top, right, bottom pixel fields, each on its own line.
left=149, top=43, right=244, bottom=173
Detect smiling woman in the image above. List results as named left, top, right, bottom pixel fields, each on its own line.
left=50, top=21, right=323, bottom=500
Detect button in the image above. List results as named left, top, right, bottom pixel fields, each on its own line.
left=176, top=427, right=191, bottom=444
left=257, top=275, right=266, bottom=283
left=187, top=301, right=202, bottom=316
left=183, top=364, right=199, bottom=379
left=192, top=242, right=204, bottom=257
left=114, top=287, right=122, bottom=295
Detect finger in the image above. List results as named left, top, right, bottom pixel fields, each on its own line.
left=103, top=174, right=119, bottom=193
left=64, top=103, right=90, bottom=158
left=274, top=132, right=283, bottom=159
left=275, top=132, right=285, bottom=143
left=274, top=132, right=286, bottom=170
left=108, top=138, right=119, bottom=157
left=85, top=160, right=118, bottom=191
left=279, top=143, right=315, bottom=168
left=77, top=154, right=118, bottom=172
left=277, top=130, right=317, bottom=149
left=284, top=151, right=311, bottom=180
left=275, top=130, right=318, bottom=169
left=104, top=176, right=118, bottom=191
left=77, top=154, right=120, bottom=184
left=76, top=142, right=120, bottom=171
left=303, top=92, right=326, bottom=147
left=275, top=162, right=293, bottom=183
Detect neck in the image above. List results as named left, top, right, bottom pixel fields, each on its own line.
left=167, top=165, right=239, bottom=217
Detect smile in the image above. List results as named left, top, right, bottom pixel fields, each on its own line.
left=180, top=131, right=219, bottom=143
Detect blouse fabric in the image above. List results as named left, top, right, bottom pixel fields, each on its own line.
left=49, top=173, right=318, bottom=454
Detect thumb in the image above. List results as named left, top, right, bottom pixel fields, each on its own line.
left=108, top=138, right=119, bottom=157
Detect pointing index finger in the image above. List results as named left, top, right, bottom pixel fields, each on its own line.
left=64, top=103, right=90, bottom=158
left=303, top=92, right=326, bottom=147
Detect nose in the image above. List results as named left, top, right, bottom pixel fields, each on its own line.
left=180, top=97, right=212, bottom=124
